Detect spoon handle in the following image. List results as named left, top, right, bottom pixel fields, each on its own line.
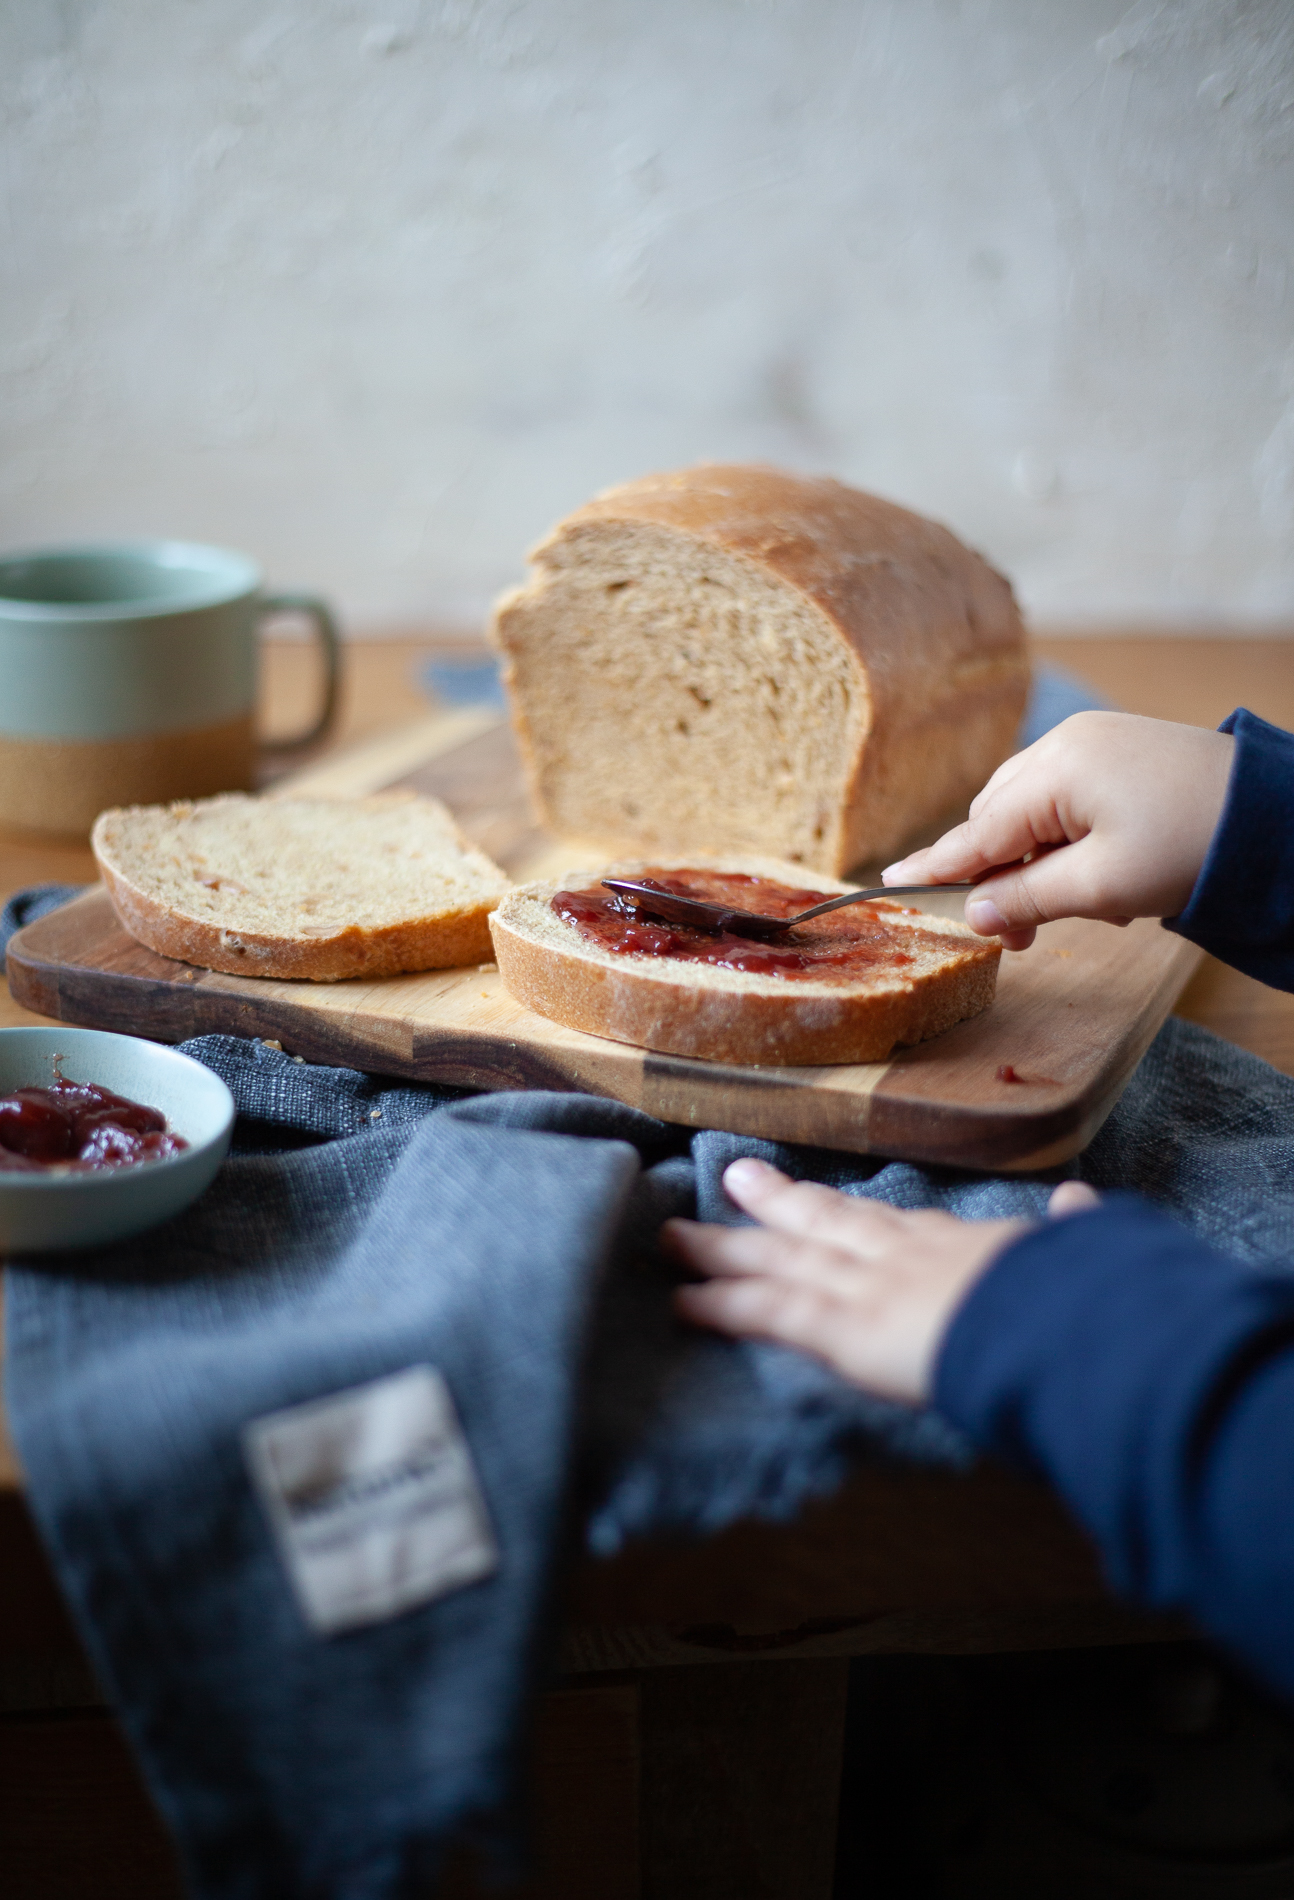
left=790, top=882, right=977, bottom=925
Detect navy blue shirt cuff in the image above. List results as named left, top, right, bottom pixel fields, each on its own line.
left=933, top=1199, right=1294, bottom=1607
left=1165, top=708, right=1294, bottom=991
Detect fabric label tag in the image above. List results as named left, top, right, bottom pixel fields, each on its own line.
left=243, top=1365, right=498, bottom=1636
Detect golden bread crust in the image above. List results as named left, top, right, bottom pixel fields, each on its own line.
left=96, top=858, right=496, bottom=979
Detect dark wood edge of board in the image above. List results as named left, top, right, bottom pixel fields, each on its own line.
left=5, top=890, right=1199, bottom=1174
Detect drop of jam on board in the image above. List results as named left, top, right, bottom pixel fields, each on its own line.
left=0, top=1072, right=189, bottom=1175
left=995, top=1063, right=1059, bottom=1086
left=551, top=868, right=965, bottom=981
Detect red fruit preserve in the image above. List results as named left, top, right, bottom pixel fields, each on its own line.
left=552, top=869, right=955, bottom=980
left=0, top=1077, right=189, bottom=1174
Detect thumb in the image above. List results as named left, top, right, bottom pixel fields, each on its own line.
left=963, top=839, right=1114, bottom=938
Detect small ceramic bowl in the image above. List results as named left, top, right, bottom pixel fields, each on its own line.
left=0, top=1028, right=235, bottom=1254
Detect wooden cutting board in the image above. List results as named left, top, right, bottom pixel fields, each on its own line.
left=5, top=715, right=1201, bottom=1172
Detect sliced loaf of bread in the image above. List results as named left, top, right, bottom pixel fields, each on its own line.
left=490, top=858, right=1001, bottom=1066
left=490, top=464, right=1029, bottom=876
left=92, top=793, right=511, bottom=981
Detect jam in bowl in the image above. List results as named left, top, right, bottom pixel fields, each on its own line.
left=0, top=1068, right=189, bottom=1174
left=0, top=1028, right=235, bottom=1254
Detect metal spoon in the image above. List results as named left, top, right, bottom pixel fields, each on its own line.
left=600, top=878, right=977, bottom=942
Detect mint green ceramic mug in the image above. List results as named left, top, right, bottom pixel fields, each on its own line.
left=0, top=540, right=340, bottom=835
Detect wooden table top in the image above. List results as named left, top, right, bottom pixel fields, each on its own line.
left=3, top=632, right=1293, bottom=1665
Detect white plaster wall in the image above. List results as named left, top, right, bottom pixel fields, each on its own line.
left=3, top=0, right=1292, bottom=630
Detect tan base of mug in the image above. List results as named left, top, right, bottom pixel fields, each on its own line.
left=0, top=715, right=257, bottom=837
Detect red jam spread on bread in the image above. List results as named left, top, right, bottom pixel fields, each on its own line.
left=552, top=869, right=955, bottom=979
left=0, top=1080, right=189, bottom=1174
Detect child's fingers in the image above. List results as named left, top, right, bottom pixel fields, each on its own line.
left=989, top=924, right=1039, bottom=951
left=963, top=837, right=1115, bottom=937
left=673, top=1209, right=1035, bottom=1404
left=663, top=1216, right=875, bottom=1294
left=889, top=797, right=1062, bottom=892
left=881, top=845, right=935, bottom=885
left=718, top=1156, right=791, bottom=1204
left=966, top=746, right=1034, bottom=818
left=675, top=1273, right=930, bottom=1402
left=884, top=753, right=1034, bottom=886
left=1047, top=1180, right=1100, bottom=1217
left=674, top=1274, right=852, bottom=1365
left=952, top=778, right=1075, bottom=878
left=720, top=1159, right=905, bottom=1253
left=883, top=818, right=991, bottom=886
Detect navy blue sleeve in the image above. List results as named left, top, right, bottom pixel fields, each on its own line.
left=1166, top=708, right=1294, bottom=991
left=934, top=1200, right=1294, bottom=1699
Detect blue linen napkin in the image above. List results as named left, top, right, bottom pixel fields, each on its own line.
left=11, top=664, right=1292, bottom=1898
left=8, top=1022, right=1294, bottom=1900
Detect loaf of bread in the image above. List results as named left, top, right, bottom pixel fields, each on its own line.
left=490, top=858, right=1001, bottom=1066
left=92, top=793, right=511, bottom=981
left=490, top=464, right=1029, bottom=875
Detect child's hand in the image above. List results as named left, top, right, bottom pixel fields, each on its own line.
left=665, top=1159, right=1099, bottom=1403
left=883, top=711, right=1235, bottom=951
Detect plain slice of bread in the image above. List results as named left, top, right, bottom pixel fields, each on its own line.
left=489, top=858, right=1001, bottom=1066
left=92, top=793, right=511, bottom=981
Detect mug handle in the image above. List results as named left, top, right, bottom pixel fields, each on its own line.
left=258, top=593, right=342, bottom=751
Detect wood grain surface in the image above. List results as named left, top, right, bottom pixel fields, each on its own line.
left=5, top=709, right=1200, bottom=1172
